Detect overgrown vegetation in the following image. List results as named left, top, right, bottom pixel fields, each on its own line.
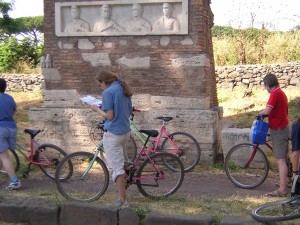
left=217, top=86, right=300, bottom=128
left=212, top=26, right=300, bottom=66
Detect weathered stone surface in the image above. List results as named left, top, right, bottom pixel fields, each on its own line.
left=60, top=202, right=117, bottom=225
left=81, top=53, right=111, bottom=67
left=145, top=213, right=216, bottom=225
left=171, top=54, right=209, bottom=67
left=78, top=38, right=95, bottom=49
left=220, top=216, right=262, bottom=225
left=221, top=128, right=251, bottom=158
left=119, top=208, right=140, bottom=225
left=42, top=68, right=61, bottom=81
left=117, top=56, right=150, bottom=68
left=0, top=198, right=59, bottom=225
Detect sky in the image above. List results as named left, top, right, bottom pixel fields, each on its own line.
left=4, top=0, right=300, bottom=31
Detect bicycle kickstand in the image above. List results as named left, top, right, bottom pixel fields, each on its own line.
left=22, top=163, right=32, bottom=178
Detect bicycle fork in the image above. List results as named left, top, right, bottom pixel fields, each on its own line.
left=80, top=154, right=98, bottom=180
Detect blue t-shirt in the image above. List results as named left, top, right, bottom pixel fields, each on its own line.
left=292, top=119, right=300, bottom=151
left=101, top=81, right=132, bottom=135
left=0, top=93, right=17, bottom=128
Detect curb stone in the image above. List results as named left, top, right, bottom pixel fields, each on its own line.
left=220, top=216, right=263, bottom=225
left=0, top=198, right=268, bottom=225
left=144, top=212, right=216, bottom=225
left=0, top=198, right=59, bottom=225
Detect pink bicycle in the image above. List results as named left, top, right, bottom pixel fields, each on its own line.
left=55, top=128, right=185, bottom=202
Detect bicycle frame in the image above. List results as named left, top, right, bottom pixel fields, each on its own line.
left=15, top=138, right=54, bottom=167
left=244, top=138, right=273, bottom=168
left=82, top=137, right=163, bottom=182
left=129, top=119, right=147, bottom=144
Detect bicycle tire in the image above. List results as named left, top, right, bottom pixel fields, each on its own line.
left=136, top=152, right=184, bottom=199
left=100, top=134, right=137, bottom=163
left=224, top=143, right=269, bottom=189
left=55, top=151, right=109, bottom=202
left=160, top=132, right=201, bottom=172
left=251, top=196, right=300, bottom=222
left=89, top=123, right=104, bottom=147
left=36, top=144, right=68, bottom=180
left=0, top=149, right=20, bottom=175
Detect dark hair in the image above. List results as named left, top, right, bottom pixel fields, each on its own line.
left=0, top=78, right=7, bottom=93
left=263, top=73, right=279, bottom=88
left=95, top=71, right=132, bottom=97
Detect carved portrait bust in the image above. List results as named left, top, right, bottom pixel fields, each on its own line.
left=125, top=3, right=152, bottom=33
left=64, top=5, right=90, bottom=32
left=153, top=3, right=180, bottom=32
left=93, top=4, right=124, bottom=32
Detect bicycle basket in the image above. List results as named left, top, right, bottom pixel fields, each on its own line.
left=250, top=117, right=269, bottom=144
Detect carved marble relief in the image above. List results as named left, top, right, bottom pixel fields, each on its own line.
left=55, top=0, right=188, bottom=36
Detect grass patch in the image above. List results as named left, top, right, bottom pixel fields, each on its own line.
left=218, top=86, right=300, bottom=128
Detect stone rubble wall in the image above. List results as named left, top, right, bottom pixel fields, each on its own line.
left=0, top=74, right=43, bottom=92
left=216, top=61, right=300, bottom=89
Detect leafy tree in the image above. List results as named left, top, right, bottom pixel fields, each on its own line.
left=212, top=25, right=236, bottom=38
left=0, top=0, right=18, bottom=38
left=14, top=16, right=43, bottom=45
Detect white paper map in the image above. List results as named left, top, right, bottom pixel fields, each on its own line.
left=80, top=95, right=102, bottom=106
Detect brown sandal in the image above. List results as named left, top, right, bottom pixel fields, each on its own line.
left=265, top=190, right=287, bottom=197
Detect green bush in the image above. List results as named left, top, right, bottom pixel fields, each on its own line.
left=0, top=36, right=43, bottom=73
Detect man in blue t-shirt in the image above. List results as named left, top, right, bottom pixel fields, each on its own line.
left=291, top=117, right=300, bottom=176
left=0, top=78, right=21, bottom=190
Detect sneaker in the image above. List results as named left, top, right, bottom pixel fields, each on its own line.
left=108, top=199, right=129, bottom=208
left=6, top=180, right=21, bottom=190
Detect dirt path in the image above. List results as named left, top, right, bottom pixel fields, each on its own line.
left=1, top=170, right=280, bottom=200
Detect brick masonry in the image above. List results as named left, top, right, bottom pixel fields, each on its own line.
left=29, top=0, right=221, bottom=164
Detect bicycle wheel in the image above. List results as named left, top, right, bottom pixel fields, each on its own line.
left=89, top=123, right=104, bottom=146
left=251, top=196, right=300, bottom=222
left=55, top=151, right=109, bottom=202
left=160, top=132, right=201, bottom=172
left=36, top=144, right=68, bottom=180
left=224, top=143, right=269, bottom=189
left=0, top=149, right=20, bottom=175
left=100, top=135, right=137, bottom=163
left=136, top=152, right=184, bottom=199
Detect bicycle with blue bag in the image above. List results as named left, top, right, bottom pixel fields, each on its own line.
left=224, top=114, right=292, bottom=189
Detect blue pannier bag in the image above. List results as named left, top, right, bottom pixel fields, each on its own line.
left=251, top=115, right=269, bottom=144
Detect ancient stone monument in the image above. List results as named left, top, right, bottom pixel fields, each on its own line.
left=31, top=0, right=221, bottom=163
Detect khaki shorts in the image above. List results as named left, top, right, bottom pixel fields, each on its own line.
left=270, top=125, right=290, bottom=159
left=103, top=131, right=130, bottom=182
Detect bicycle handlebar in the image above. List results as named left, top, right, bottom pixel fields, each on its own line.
left=132, top=107, right=140, bottom=113
left=256, top=114, right=268, bottom=120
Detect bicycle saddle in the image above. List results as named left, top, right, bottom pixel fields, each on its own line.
left=139, top=130, right=159, bottom=137
left=24, top=129, right=42, bottom=139
left=156, top=116, right=173, bottom=122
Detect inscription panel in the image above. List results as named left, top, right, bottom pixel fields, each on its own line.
left=55, top=0, right=188, bottom=36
